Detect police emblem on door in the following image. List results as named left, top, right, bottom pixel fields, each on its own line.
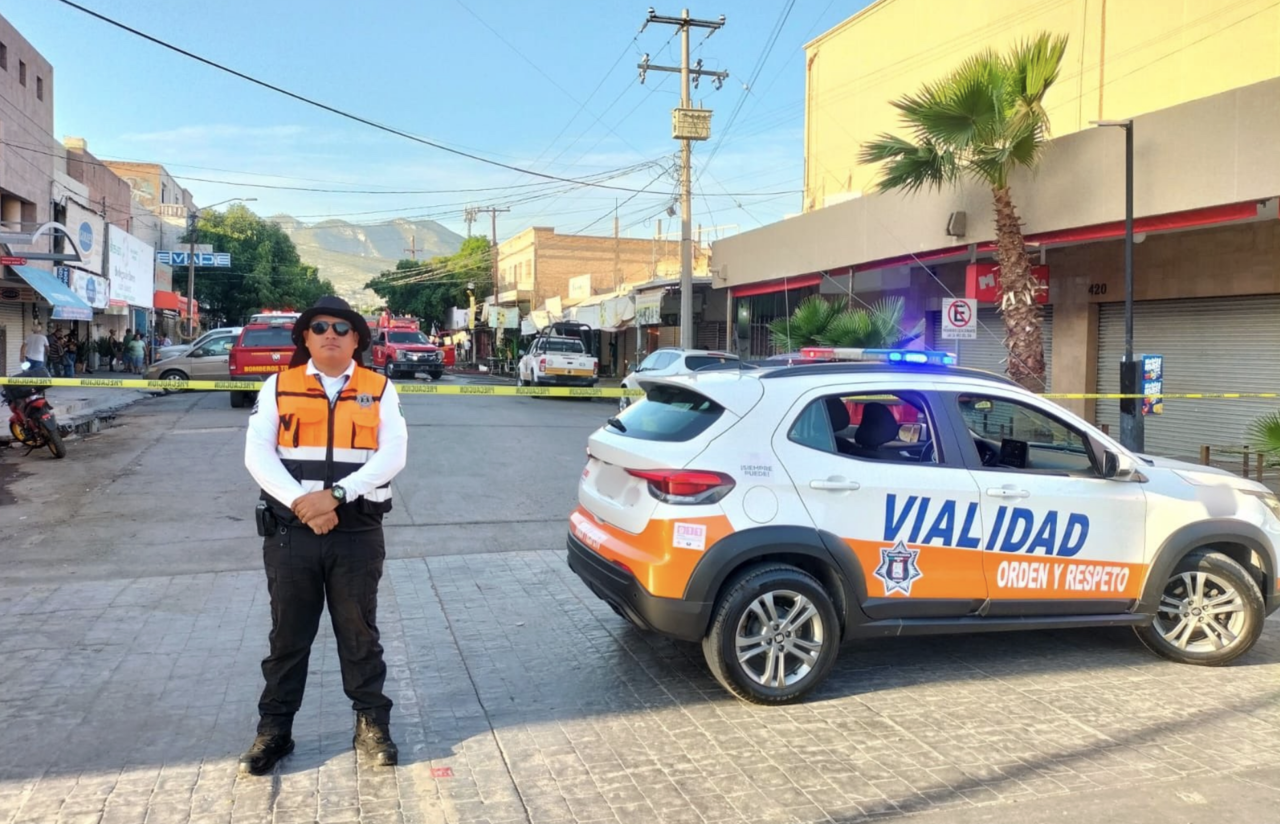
left=875, top=541, right=922, bottom=596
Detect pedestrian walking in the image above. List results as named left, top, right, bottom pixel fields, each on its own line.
left=62, top=332, right=77, bottom=377
left=240, top=295, right=408, bottom=776
left=45, top=331, right=64, bottom=376
left=19, top=323, right=49, bottom=372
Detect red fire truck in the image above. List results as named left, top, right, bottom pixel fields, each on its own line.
left=370, top=315, right=445, bottom=380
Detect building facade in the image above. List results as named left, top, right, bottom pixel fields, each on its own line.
left=713, top=0, right=1280, bottom=463
left=803, top=0, right=1280, bottom=210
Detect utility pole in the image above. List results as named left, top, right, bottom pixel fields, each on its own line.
left=463, top=206, right=511, bottom=359
left=186, top=211, right=197, bottom=339
left=639, top=9, right=727, bottom=349
left=404, top=234, right=420, bottom=261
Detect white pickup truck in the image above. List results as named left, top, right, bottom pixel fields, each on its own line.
left=517, top=325, right=598, bottom=388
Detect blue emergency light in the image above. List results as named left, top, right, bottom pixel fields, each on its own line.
left=865, top=349, right=957, bottom=366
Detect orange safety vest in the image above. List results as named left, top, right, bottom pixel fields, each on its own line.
left=269, top=364, right=393, bottom=521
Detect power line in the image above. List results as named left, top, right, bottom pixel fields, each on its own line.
left=49, top=0, right=718, bottom=196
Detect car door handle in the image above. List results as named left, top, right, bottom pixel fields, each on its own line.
left=985, top=487, right=1030, bottom=499
left=810, top=479, right=861, bottom=491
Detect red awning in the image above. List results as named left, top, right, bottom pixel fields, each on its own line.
left=154, top=290, right=180, bottom=311
left=731, top=273, right=823, bottom=298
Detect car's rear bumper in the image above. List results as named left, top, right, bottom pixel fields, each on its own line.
left=566, top=532, right=708, bottom=642
left=537, top=374, right=597, bottom=386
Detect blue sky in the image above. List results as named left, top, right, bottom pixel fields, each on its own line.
left=6, top=1, right=869, bottom=243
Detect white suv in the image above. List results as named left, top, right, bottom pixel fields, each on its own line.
left=567, top=350, right=1279, bottom=704
left=618, top=348, right=740, bottom=410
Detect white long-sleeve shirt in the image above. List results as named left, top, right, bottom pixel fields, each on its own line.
left=244, top=360, right=408, bottom=508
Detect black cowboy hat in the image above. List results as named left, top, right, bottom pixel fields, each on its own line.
left=289, top=296, right=372, bottom=367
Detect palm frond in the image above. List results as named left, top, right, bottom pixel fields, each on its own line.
left=871, top=140, right=957, bottom=194
left=769, top=295, right=842, bottom=351
left=858, top=134, right=919, bottom=165
left=1006, top=33, right=1068, bottom=137
left=817, top=310, right=874, bottom=348
left=1248, top=411, right=1280, bottom=454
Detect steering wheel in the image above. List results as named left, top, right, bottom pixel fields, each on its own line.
left=975, top=439, right=1000, bottom=467
left=918, top=440, right=935, bottom=464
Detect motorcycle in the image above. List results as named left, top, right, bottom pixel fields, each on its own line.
left=3, top=363, right=66, bottom=459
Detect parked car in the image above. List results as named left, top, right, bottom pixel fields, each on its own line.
left=518, top=322, right=598, bottom=388
left=155, top=327, right=242, bottom=362
left=568, top=347, right=1279, bottom=704
left=618, top=348, right=740, bottom=410
left=146, top=335, right=236, bottom=385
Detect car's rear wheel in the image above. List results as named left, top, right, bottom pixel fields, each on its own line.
left=702, top=564, right=840, bottom=704
left=229, top=391, right=248, bottom=408
left=1135, top=550, right=1264, bottom=666
left=159, top=369, right=188, bottom=394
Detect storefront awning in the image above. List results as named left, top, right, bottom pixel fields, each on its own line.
left=8, top=264, right=93, bottom=320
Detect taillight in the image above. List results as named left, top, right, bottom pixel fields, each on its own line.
left=539, top=358, right=547, bottom=371
left=228, top=348, right=239, bottom=373
left=593, top=361, right=599, bottom=376
left=625, top=469, right=735, bottom=505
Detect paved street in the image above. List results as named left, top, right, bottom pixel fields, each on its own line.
left=1, top=386, right=1279, bottom=824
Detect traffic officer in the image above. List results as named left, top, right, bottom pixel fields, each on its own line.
left=240, top=296, right=408, bottom=775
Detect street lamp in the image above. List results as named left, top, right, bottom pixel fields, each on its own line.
left=1091, top=119, right=1142, bottom=452
left=186, top=197, right=257, bottom=337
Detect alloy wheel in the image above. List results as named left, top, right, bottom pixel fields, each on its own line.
left=734, top=589, right=825, bottom=688
left=1153, top=570, right=1247, bottom=653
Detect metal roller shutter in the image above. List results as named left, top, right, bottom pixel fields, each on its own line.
left=931, top=307, right=1053, bottom=390
left=0, top=301, right=24, bottom=375
left=1095, top=296, right=1280, bottom=460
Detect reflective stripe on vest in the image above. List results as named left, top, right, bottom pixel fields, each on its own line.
left=275, top=365, right=388, bottom=499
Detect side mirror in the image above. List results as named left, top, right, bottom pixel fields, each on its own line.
left=1102, top=450, right=1120, bottom=479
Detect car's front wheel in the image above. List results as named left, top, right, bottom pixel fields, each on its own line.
left=1135, top=550, right=1265, bottom=666
left=702, top=564, right=840, bottom=704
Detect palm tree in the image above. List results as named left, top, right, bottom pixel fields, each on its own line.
left=859, top=33, right=1068, bottom=390
left=1248, top=412, right=1280, bottom=457
left=769, top=295, right=918, bottom=352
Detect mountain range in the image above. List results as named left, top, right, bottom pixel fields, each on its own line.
left=269, top=215, right=466, bottom=307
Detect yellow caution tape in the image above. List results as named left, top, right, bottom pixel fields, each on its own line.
left=1, top=377, right=1276, bottom=401
left=0, top=376, right=645, bottom=397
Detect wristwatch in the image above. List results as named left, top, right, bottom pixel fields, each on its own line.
left=331, top=485, right=347, bottom=503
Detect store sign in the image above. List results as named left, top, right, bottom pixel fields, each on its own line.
left=490, top=305, right=519, bottom=329
left=65, top=200, right=105, bottom=275
left=636, top=292, right=662, bottom=326
left=1142, top=354, right=1164, bottom=416
left=0, top=256, right=27, bottom=266
left=157, top=251, right=232, bottom=267
left=965, top=263, right=1049, bottom=305
left=70, top=269, right=110, bottom=309
left=0, top=282, right=37, bottom=303
left=568, top=274, right=592, bottom=302
left=107, top=225, right=156, bottom=308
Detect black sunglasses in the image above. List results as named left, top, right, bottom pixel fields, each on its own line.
left=309, top=320, right=352, bottom=337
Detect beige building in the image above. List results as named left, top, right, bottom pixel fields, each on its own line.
left=803, top=0, right=1280, bottom=210
left=494, top=226, right=707, bottom=310
left=713, top=0, right=1280, bottom=462
left=63, top=138, right=133, bottom=233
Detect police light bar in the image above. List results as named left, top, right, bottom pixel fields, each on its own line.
left=799, top=347, right=957, bottom=366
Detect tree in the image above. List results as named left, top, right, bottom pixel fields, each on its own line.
left=188, top=204, right=334, bottom=327
left=859, top=33, right=1068, bottom=390
left=769, top=295, right=920, bottom=352
left=365, top=236, right=491, bottom=329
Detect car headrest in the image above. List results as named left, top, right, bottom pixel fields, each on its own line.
left=855, top=402, right=900, bottom=448
left=825, top=397, right=851, bottom=432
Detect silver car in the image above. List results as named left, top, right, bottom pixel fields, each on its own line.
left=146, top=334, right=237, bottom=385
left=155, top=327, right=242, bottom=362
left=618, top=348, right=741, bottom=410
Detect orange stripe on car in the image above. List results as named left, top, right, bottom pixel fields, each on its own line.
left=570, top=508, right=734, bottom=599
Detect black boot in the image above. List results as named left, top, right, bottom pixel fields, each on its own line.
left=238, top=732, right=294, bottom=776
left=353, top=713, right=398, bottom=766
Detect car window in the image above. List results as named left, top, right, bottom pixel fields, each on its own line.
left=638, top=351, right=665, bottom=371
left=208, top=338, right=234, bottom=355
left=544, top=338, right=585, bottom=354
left=789, top=391, right=939, bottom=464
left=957, top=394, right=1094, bottom=475
left=388, top=331, right=427, bottom=344
left=614, top=384, right=723, bottom=442
left=239, top=326, right=294, bottom=347
left=685, top=355, right=735, bottom=371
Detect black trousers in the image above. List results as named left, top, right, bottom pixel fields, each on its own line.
left=257, top=523, right=392, bottom=735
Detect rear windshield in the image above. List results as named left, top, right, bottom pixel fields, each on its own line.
left=544, top=338, right=585, bottom=354
left=239, top=326, right=294, bottom=348
left=616, top=385, right=724, bottom=442
left=686, top=355, right=736, bottom=371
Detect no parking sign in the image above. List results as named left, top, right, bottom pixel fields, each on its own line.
left=942, top=298, right=977, bottom=340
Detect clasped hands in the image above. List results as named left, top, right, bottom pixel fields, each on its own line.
left=292, top=490, right=341, bottom=535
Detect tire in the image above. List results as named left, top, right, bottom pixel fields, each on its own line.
left=159, top=369, right=188, bottom=394
left=229, top=391, right=247, bottom=409
left=701, top=564, right=840, bottom=705
left=428, top=370, right=443, bottom=381
left=1134, top=550, right=1265, bottom=666
left=516, top=371, right=525, bottom=387
left=41, top=416, right=66, bottom=459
